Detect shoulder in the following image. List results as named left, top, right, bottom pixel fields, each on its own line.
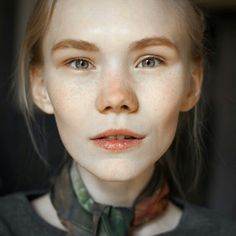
left=168, top=199, right=236, bottom=236
left=0, top=192, right=65, bottom=236
left=0, top=193, right=29, bottom=222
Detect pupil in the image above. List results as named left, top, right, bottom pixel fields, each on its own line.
left=77, top=60, right=88, bottom=69
left=144, top=58, right=155, bottom=67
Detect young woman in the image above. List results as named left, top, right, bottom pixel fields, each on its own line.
left=0, top=0, right=235, bottom=235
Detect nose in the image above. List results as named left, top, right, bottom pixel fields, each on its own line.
left=96, top=77, right=139, bottom=114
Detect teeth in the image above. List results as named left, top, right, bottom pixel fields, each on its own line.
left=107, top=136, right=117, bottom=140
left=105, top=135, right=133, bottom=140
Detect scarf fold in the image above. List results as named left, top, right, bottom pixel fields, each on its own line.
left=50, top=161, right=169, bottom=236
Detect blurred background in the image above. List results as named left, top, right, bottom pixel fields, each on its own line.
left=0, top=0, right=236, bottom=220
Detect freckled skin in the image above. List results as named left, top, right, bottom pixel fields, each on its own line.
left=32, top=0, right=201, bottom=206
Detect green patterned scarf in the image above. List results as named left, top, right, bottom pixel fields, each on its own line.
left=50, top=161, right=169, bottom=236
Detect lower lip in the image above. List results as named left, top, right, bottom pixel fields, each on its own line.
left=92, top=139, right=143, bottom=152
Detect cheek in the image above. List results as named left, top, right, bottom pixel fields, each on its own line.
left=44, top=72, right=96, bottom=136
left=147, top=96, right=180, bottom=157
left=139, top=71, right=186, bottom=150
left=152, top=102, right=180, bottom=152
left=158, top=107, right=179, bottom=146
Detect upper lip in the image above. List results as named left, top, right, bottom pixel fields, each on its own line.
left=90, top=129, right=145, bottom=140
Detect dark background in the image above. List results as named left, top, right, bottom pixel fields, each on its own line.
left=0, top=1, right=236, bottom=220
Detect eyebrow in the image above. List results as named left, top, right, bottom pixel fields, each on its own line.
left=51, top=36, right=177, bottom=53
left=52, top=39, right=99, bottom=53
left=129, top=37, right=178, bottom=52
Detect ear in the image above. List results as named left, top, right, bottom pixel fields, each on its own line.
left=180, top=61, right=203, bottom=112
left=30, top=66, right=54, bottom=114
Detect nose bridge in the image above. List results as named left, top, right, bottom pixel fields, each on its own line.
left=96, top=69, right=139, bottom=114
left=104, top=69, right=131, bottom=94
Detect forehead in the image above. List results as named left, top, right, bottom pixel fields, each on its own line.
left=45, top=0, right=188, bottom=52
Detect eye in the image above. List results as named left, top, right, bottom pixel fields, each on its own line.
left=136, top=56, right=163, bottom=68
left=67, top=58, right=95, bottom=70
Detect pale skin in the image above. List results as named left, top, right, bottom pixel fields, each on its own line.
left=31, top=0, right=203, bottom=234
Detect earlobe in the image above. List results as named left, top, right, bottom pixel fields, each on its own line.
left=30, top=67, right=54, bottom=114
left=180, top=61, right=203, bottom=112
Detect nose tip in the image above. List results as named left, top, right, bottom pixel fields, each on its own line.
left=96, top=84, right=139, bottom=114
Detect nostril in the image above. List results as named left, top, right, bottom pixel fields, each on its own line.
left=121, top=105, right=129, bottom=110
left=104, top=105, right=129, bottom=113
left=104, top=106, right=112, bottom=112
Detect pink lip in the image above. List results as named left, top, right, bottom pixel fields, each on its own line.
left=90, top=129, right=145, bottom=152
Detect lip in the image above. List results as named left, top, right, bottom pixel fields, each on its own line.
left=91, top=129, right=145, bottom=140
left=90, top=129, right=145, bottom=152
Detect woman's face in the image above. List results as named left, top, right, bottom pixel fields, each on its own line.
left=32, top=0, right=202, bottom=181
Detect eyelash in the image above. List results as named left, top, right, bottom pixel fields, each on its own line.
left=65, top=56, right=164, bottom=70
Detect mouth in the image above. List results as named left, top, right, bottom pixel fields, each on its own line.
left=90, top=129, right=145, bottom=152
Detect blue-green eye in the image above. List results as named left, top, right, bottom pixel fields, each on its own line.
left=136, top=57, right=163, bottom=68
left=68, top=59, right=94, bottom=70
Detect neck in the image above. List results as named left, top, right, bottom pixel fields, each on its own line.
left=77, top=164, right=155, bottom=208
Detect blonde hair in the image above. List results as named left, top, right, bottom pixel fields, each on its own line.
left=18, top=0, right=56, bottom=116
left=17, top=0, right=206, bottom=196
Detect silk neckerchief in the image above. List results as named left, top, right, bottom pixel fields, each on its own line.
left=50, top=161, right=169, bottom=236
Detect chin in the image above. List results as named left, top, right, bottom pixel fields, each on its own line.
left=84, top=159, right=151, bottom=182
